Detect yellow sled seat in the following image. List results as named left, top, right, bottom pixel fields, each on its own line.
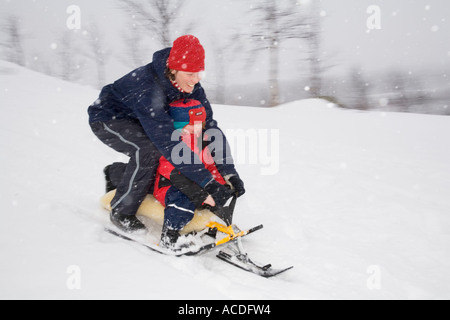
left=100, top=190, right=217, bottom=235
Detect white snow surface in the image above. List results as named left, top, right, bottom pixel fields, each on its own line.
left=1, top=60, right=450, bottom=300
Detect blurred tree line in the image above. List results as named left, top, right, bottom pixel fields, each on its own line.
left=1, top=0, right=448, bottom=115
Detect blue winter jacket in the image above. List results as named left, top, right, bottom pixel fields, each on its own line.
left=88, top=48, right=237, bottom=188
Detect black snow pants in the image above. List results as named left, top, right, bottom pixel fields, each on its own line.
left=90, top=119, right=162, bottom=216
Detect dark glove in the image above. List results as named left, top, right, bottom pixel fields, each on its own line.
left=205, top=180, right=234, bottom=207
left=228, top=175, right=246, bottom=198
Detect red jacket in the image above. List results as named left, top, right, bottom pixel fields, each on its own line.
left=154, top=131, right=226, bottom=207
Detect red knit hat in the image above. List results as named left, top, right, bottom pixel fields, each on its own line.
left=168, top=35, right=205, bottom=72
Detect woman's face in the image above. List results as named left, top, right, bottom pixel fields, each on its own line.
left=173, top=71, right=202, bottom=93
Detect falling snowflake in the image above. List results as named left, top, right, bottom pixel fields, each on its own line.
left=431, top=25, right=439, bottom=32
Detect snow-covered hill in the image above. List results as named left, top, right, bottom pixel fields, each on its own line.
left=1, top=60, right=449, bottom=300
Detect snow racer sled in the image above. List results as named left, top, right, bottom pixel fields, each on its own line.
left=101, top=191, right=293, bottom=278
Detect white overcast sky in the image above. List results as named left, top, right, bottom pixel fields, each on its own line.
left=2, top=0, right=449, bottom=83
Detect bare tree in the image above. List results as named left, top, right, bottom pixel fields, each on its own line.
left=85, top=23, right=111, bottom=88
left=386, top=70, right=413, bottom=113
left=119, top=0, right=188, bottom=48
left=388, top=71, right=436, bottom=114
left=57, top=30, right=84, bottom=82
left=121, top=22, right=151, bottom=68
left=208, top=29, right=245, bottom=105
left=303, top=1, right=323, bottom=98
left=250, top=1, right=308, bottom=107
left=209, top=38, right=227, bottom=104
left=1, top=15, right=26, bottom=66
left=348, top=67, right=371, bottom=110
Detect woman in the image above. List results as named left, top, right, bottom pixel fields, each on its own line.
left=88, top=35, right=245, bottom=233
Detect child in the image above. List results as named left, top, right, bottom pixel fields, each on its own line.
left=153, top=99, right=240, bottom=249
